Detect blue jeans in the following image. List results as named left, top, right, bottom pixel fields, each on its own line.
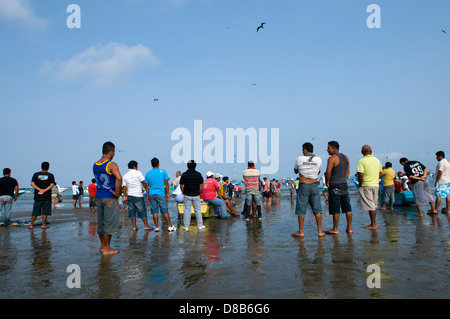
left=149, top=194, right=169, bottom=215
left=295, top=183, right=322, bottom=215
left=245, top=188, right=262, bottom=206
left=204, top=197, right=228, bottom=218
left=183, top=195, right=203, bottom=227
left=127, top=196, right=147, bottom=219
left=0, top=195, right=13, bottom=225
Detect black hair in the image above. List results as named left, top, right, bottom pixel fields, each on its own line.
left=128, top=160, right=138, bottom=169
left=102, top=141, right=115, bottom=155
left=151, top=157, right=159, bottom=168
left=302, top=142, right=314, bottom=153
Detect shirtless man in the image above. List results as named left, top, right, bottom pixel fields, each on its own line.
left=324, top=141, right=353, bottom=235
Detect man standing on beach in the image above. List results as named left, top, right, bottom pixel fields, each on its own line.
left=324, top=141, right=353, bottom=235
left=122, top=160, right=151, bottom=231
left=292, top=142, right=324, bottom=238
left=0, top=168, right=19, bottom=227
left=93, top=142, right=122, bottom=255
left=88, top=179, right=97, bottom=212
left=29, top=162, right=55, bottom=229
left=380, top=162, right=396, bottom=211
left=357, top=145, right=382, bottom=229
left=78, top=181, right=84, bottom=209
left=434, top=151, right=450, bottom=214
left=180, top=160, right=205, bottom=231
left=72, top=181, right=79, bottom=209
left=144, top=158, right=176, bottom=232
left=399, top=158, right=435, bottom=217
left=242, top=161, right=262, bottom=220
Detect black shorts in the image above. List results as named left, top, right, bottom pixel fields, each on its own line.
left=262, top=191, right=271, bottom=198
left=73, top=195, right=79, bottom=200
left=328, top=183, right=352, bottom=214
left=32, top=200, right=52, bottom=216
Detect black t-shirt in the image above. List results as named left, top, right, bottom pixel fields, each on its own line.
left=179, top=169, right=204, bottom=196
left=0, top=177, right=18, bottom=197
left=403, top=161, right=426, bottom=184
left=31, top=171, right=55, bottom=201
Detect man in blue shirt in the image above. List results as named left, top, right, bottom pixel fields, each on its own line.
left=144, top=158, right=176, bottom=232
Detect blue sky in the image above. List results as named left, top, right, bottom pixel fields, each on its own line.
left=1, top=0, right=449, bottom=187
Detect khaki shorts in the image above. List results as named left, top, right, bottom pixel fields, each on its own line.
left=359, top=186, right=379, bottom=211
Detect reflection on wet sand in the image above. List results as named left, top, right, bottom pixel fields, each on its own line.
left=0, top=191, right=449, bottom=299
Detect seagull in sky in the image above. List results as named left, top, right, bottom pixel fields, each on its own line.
left=441, top=30, right=447, bottom=34
left=153, top=99, right=159, bottom=102
left=257, top=22, right=266, bottom=32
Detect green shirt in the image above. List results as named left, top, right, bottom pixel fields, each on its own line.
left=356, top=155, right=382, bottom=187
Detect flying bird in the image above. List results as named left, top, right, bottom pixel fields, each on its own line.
left=441, top=30, right=447, bottom=34
left=257, top=22, right=266, bottom=32
left=153, top=99, right=159, bottom=102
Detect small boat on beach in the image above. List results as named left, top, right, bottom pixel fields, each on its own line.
left=394, top=191, right=415, bottom=206
left=177, top=202, right=216, bottom=218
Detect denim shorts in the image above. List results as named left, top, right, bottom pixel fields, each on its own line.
left=96, top=198, right=119, bottom=235
left=245, top=188, right=262, bottom=206
left=32, top=200, right=52, bottom=216
left=127, top=196, right=147, bottom=219
left=295, top=183, right=322, bottom=215
left=149, top=194, right=169, bottom=215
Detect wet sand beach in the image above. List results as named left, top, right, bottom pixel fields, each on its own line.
left=0, top=188, right=449, bottom=299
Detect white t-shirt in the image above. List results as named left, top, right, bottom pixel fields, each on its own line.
left=436, top=158, right=450, bottom=184
left=294, top=155, right=322, bottom=179
left=122, top=169, right=145, bottom=197
left=72, top=184, right=79, bottom=195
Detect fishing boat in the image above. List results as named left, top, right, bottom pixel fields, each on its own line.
left=177, top=202, right=216, bottom=218
left=394, top=191, right=415, bottom=206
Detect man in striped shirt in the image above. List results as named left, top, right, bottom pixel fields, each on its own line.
left=242, top=161, right=262, bottom=220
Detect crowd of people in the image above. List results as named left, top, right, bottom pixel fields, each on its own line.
left=0, top=140, right=448, bottom=255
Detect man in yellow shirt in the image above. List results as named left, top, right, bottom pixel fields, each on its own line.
left=356, top=145, right=382, bottom=229
left=380, top=162, right=396, bottom=211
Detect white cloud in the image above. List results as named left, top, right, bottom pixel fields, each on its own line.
left=42, top=43, right=160, bottom=87
left=0, top=0, right=48, bottom=31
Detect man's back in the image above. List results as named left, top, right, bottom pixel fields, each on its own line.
left=32, top=171, right=55, bottom=200
left=243, top=168, right=260, bottom=189
left=0, top=177, right=18, bottom=197
left=145, top=168, right=168, bottom=196
left=180, top=169, right=203, bottom=196
left=356, top=155, right=382, bottom=187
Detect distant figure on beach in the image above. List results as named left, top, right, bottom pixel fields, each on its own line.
left=220, top=176, right=239, bottom=216
left=179, top=160, right=205, bottom=231
left=356, top=145, right=382, bottom=229
left=122, top=160, right=151, bottom=231
left=262, top=177, right=271, bottom=206
left=201, top=171, right=228, bottom=219
left=324, top=141, right=353, bottom=235
left=72, top=181, right=79, bottom=209
left=78, top=181, right=84, bottom=208
left=51, top=183, right=60, bottom=209
left=380, top=162, right=396, bottom=211
left=242, top=161, right=262, bottom=220
left=434, top=151, right=450, bottom=214
left=88, top=178, right=97, bottom=212
left=93, top=141, right=122, bottom=255
left=289, top=178, right=295, bottom=201
left=399, top=157, right=435, bottom=217
left=173, top=171, right=181, bottom=188
left=144, top=157, right=176, bottom=232
left=0, top=168, right=19, bottom=227
left=292, top=142, right=324, bottom=238
left=29, top=162, right=55, bottom=229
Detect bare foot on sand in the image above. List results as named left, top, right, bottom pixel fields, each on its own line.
left=363, top=224, right=379, bottom=229
left=324, top=229, right=339, bottom=235
left=291, top=231, right=304, bottom=238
